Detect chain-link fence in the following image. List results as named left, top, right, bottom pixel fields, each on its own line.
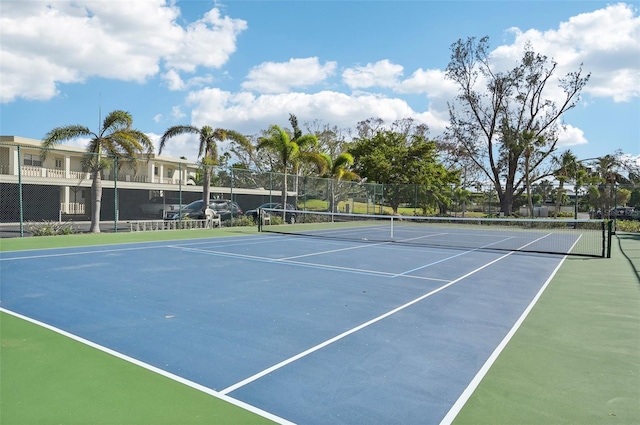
left=1, top=141, right=637, bottom=237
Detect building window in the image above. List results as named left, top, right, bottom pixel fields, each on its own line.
left=55, top=158, right=63, bottom=168
left=167, top=169, right=173, bottom=177
left=154, top=166, right=159, bottom=176
left=23, top=154, right=42, bottom=167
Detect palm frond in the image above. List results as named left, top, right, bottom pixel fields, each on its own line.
left=102, top=110, right=133, bottom=134
left=296, top=134, right=318, bottom=150
left=332, top=152, right=354, bottom=171
left=299, top=151, right=327, bottom=174
left=42, top=125, right=93, bottom=148
left=158, top=125, right=199, bottom=155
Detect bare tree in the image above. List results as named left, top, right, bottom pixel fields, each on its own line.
left=445, top=36, right=590, bottom=215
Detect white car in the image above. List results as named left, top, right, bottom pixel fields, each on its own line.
left=138, top=197, right=183, bottom=218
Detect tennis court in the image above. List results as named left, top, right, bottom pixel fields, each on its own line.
left=0, top=216, right=592, bottom=424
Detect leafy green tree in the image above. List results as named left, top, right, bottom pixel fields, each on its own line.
left=629, top=188, right=640, bottom=207
left=617, top=188, right=631, bottom=207
left=158, top=125, right=250, bottom=206
left=586, top=152, right=632, bottom=217
left=445, top=36, right=590, bottom=215
left=42, top=110, right=153, bottom=233
left=350, top=118, right=458, bottom=214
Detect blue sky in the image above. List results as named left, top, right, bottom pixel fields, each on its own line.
left=1, top=0, right=638, bottom=165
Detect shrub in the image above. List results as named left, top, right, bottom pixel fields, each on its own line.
left=27, top=220, right=76, bottom=236
left=615, top=219, right=640, bottom=233
left=222, top=215, right=255, bottom=227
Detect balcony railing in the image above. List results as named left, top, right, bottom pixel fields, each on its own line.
left=6, top=166, right=189, bottom=185
left=61, top=202, right=86, bottom=214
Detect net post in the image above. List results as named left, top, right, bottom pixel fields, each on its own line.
left=258, top=208, right=263, bottom=232
left=390, top=216, right=394, bottom=239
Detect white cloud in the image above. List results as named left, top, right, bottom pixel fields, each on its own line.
left=162, top=70, right=185, bottom=91
left=0, top=1, right=246, bottom=103
left=153, top=114, right=162, bottom=123
left=153, top=131, right=199, bottom=160
left=241, top=57, right=337, bottom=94
left=557, top=124, right=588, bottom=148
left=184, top=87, right=447, bottom=137
left=492, top=3, right=640, bottom=103
left=163, top=8, right=247, bottom=73
left=171, top=106, right=186, bottom=120
left=342, top=60, right=404, bottom=89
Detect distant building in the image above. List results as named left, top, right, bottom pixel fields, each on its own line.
left=0, top=136, right=280, bottom=222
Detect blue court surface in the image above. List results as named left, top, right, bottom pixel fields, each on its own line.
left=0, top=233, right=566, bottom=424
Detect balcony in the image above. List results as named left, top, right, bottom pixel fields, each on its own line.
left=1, top=165, right=192, bottom=186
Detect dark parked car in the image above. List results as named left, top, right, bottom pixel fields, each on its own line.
left=165, top=199, right=243, bottom=221
left=596, top=206, right=637, bottom=220
left=245, top=202, right=297, bottom=224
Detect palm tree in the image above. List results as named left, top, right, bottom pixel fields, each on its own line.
left=590, top=153, right=631, bottom=218
left=42, top=110, right=153, bottom=233
left=257, top=124, right=322, bottom=217
left=158, top=125, right=250, bottom=206
left=553, top=150, right=578, bottom=217
left=320, top=152, right=360, bottom=212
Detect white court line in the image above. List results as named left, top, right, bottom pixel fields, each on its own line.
left=0, top=245, right=168, bottom=261
left=278, top=240, right=391, bottom=260
left=393, top=235, right=516, bottom=277
left=0, top=235, right=264, bottom=262
left=173, top=246, right=450, bottom=283
left=0, top=307, right=295, bottom=425
left=276, top=231, right=449, bottom=261
left=219, top=248, right=521, bottom=396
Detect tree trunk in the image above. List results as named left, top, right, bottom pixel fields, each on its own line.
left=282, top=171, right=288, bottom=221
left=89, top=169, right=102, bottom=233
left=203, top=166, right=211, bottom=206
left=500, top=189, right=513, bottom=216
left=525, top=154, right=533, bottom=218
left=555, top=182, right=564, bottom=218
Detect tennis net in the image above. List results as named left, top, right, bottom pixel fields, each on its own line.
left=259, top=209, right=612, bottom=258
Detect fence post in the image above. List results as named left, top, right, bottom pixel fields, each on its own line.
left=114, top=156, right=118, bottom=233
left=18, top=146, right=24, bottom=237
left=606, top=220, right=613, bottom=258
left=178, top=162, right=182, bottom=220
left=230, top=167, right=234, bottom=227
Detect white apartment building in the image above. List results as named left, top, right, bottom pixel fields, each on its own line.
left=0, top=136, right=281, bottom=222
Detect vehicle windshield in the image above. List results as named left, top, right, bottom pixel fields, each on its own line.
left=210, top=201, right=230, bottom=210
left=182, top=200, right=204, bottom=211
